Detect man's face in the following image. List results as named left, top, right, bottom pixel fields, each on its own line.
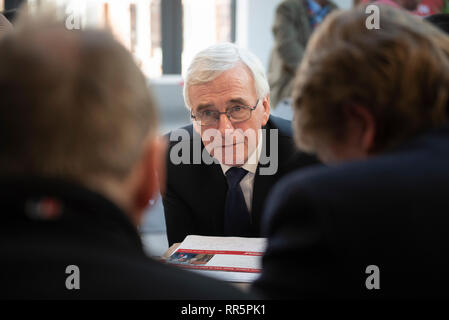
left=188, top=63, right=270, bottom=166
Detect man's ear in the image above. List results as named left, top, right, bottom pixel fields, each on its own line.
left=261, top=95, right=271, bottom=126
left=134, top=136, right=167, bottom=213
left=343, top=104, right=376, bottom=153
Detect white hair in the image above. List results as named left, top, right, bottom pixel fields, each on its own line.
left=183, top=42, right=270, bottom=109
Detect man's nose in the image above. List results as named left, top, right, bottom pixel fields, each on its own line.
left=217, top=113, right=234, bottom=136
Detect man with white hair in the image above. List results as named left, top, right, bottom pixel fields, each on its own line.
left=163, top=43, right=317, bottom=245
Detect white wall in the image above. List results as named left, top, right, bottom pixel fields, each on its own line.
left=235, top=0, right=281, bottom=70
left=236, top=0, right=353, bottom=71
left=337, top=0, right=353, bottom=9
left=150, top=0, right=355, bottom=133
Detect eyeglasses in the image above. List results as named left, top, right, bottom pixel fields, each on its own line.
left=191, top=99, right=259, bottom=127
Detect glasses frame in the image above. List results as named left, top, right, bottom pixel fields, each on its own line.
left=191, top=99, right=260, bottom=127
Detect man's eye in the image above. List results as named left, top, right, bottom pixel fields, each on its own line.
left=232, top=106, right=243, bottom=112
left=202, top=110, right=214, bottom=117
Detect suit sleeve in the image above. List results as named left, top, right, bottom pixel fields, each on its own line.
left=272, top=2, right=307, bottom=73
left=251, top=174, right=334, bottom=299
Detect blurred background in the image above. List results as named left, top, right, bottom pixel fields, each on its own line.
left=2, top=0, right=440, bottom=257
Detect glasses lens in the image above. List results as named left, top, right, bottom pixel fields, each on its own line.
left=230, top=107, right=251, bottom=122
left=197, top=110, right=218, bottom=126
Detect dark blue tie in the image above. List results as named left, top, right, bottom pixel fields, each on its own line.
left=224, top=167, right=251, bottom=236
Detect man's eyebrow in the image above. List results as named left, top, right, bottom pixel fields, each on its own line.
left=228, top=98, right=249, bottom=105
left=195, top=98, right=249, bottom=110
left=196, top=104, right=215, bottom=111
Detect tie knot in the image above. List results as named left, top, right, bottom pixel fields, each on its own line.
left=225, top=167, right=248, bottom=187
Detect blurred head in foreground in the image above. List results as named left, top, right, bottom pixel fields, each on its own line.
left=0, top=6, right=162, bottom=226
left=293, top=5, right=449, bottom=163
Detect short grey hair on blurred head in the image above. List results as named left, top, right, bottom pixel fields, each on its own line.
left=0, top=3, right=158, bottom=187
left=183, top=42, right=270, bottom=109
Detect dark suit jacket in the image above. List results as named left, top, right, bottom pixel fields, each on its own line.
left=163, top=116, right=318, bottom=245
left=252, top=124, right=449, bottom=299
left=0, top=177, right=248, bottom=299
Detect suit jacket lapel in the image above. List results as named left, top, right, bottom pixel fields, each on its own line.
left=251, top=120, right=283, bottom=233
left=194, top=128, right=228, bottom=235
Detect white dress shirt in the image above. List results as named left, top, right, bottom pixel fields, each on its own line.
left=219, top=130, right=263, bottom=212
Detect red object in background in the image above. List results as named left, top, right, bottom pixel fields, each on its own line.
left=415, top=0, right=443, bottom=16
left=361, top=0, right=444, bottom=16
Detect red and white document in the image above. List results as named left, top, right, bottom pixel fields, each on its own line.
left=166, top=235, right=267, bottom=283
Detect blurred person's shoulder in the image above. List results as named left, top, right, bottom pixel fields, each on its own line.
left=265, top=124, right=449, bottom=206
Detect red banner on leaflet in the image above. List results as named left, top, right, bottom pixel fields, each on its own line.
left=176, top=264, right=261, bottom=273
left=176, top=249, right=263, bottom=256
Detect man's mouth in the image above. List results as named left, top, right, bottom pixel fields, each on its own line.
left=222, top=142, right=244, bottom=147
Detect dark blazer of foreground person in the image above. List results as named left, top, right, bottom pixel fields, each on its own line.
left=253, top=5, right=449, bottom=299
left=0, top=8, right=248, bottom=299
left=0, top=177, right=248, bottom=299
left=163, top=115, right=318, bottom=245
left=253, top=125, right=449, bottom=298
